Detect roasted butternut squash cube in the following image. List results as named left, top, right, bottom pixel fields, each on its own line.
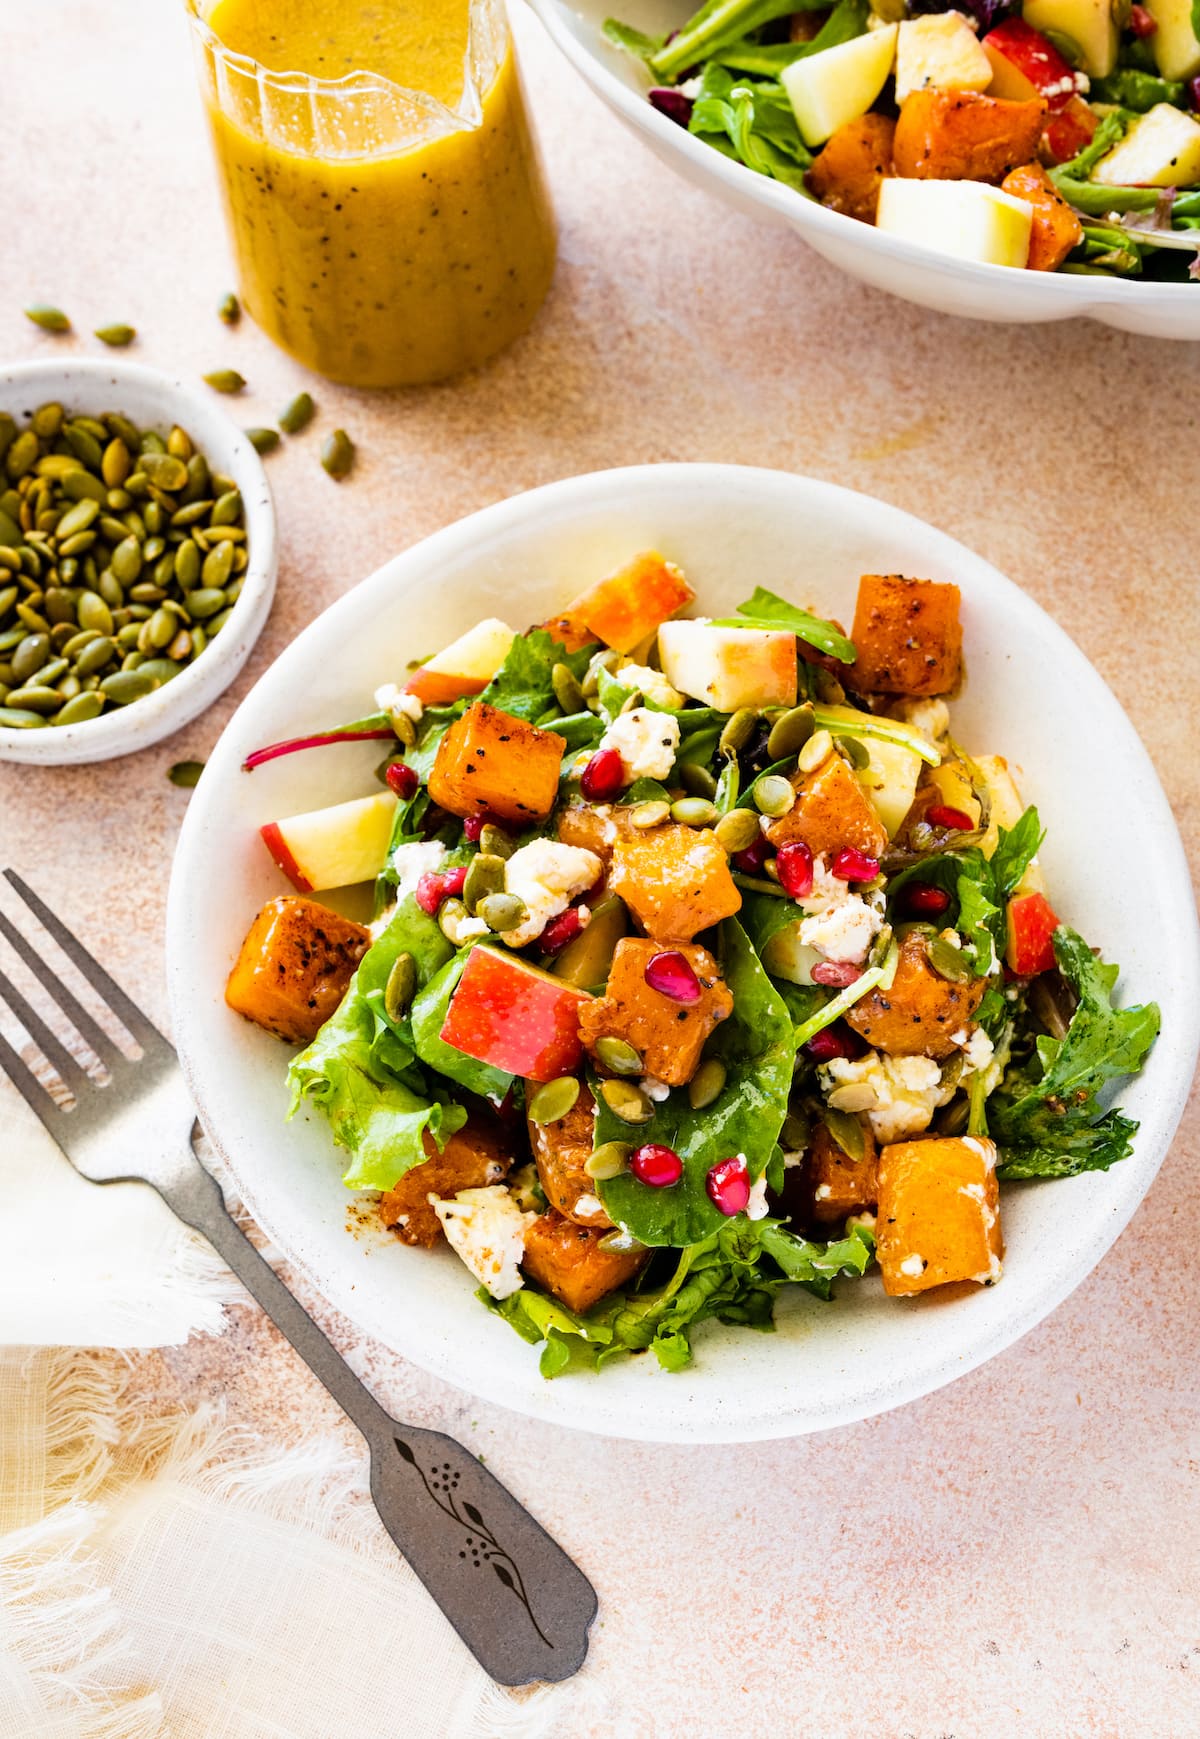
left=556, top=799, right=643, bottom=864
left=378, top=1114, right=513, bottom=1248
left=876, top=1135, right=1003, bottom=1294
left=850, top=573, right=963, bottom=696
left=564, top=551, right=694, bottom=655
left=539, top=611, right=596, bottom=654
left=806, top=1116, right=878, bottom=1224
left=225, top=896, right=369, bottom=1045
left=527, top=1082, right=611, bottom=1228
left=521, top=1209, right=649, bottom=1312
left=1000, top=163, right=1083, bottom=272
left=765, top=753, right=889, bottom=859
left=807, top=113, right=897, bottom=223
left=609, top=824, right=741, bottom=942
left=578, top=937, right=733, bottom=1087
left=847, top=930, right=986, bottom=1059
left=428, top=701, right=565, bottom=825
left=893, top=89, right=1047, bottom=183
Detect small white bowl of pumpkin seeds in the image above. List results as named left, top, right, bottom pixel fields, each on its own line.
left=0, top=358, right=277, bottom=764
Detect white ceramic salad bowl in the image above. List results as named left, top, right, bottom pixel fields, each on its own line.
left=166, top=463, right=1199, bottom=1442
left=526, top=0, right=1200, bottom=340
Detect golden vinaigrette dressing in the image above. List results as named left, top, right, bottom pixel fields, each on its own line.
left=201, top=0, right=555, bottom=387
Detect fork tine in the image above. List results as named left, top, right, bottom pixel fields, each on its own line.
left=0, top=1023, right=71, bottom=1131
left=0, top=962, right=94, bottom=1089
left=0, top=908, right=124, bottom=1070
left=3, top=870, right=170, bottom=1058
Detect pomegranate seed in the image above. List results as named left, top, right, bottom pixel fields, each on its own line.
left=811, top=960, right=862, bottom=988
left=385, top=760, right=418, bottom=800
left=926, top=804, right=974, bottom=833
left=776, top=841, right=814, bottom=900
left=1130, top=3, right=1157, bottom=34
left=648, top=87, right=694, bottom=127
left=630, top=1143, right=683, bottom=1188
left=414, top=865, right=467, bottom=915
left=830, top=848, right=880, bottom=882
left=706, top=1155, right=750, bottom=1216
left=581, top=747, right=625, bottom=802
left=442, top=866, right=467, bottom=898
left=733, top=834, right=769, bottom=875
left=644, top=950, right=702, bottom=1003
left=804, top=1022, right=864, bottom=1062
left=463, top=814, right=485, bottom=842
left=902, top=882, right=951, bottom=918
left=1190, top=75, right=1200, bottom=111
left=539, top=904, right=589, bottom=954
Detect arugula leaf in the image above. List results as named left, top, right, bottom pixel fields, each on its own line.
left=711, top=0, right=868, bottom=70
left=595, top=918, right=793, bottom=1245
left=601, top=17, right=665, bottom=61
left=718, top=585, right=856, bottom=664
left=1091, top=67, right=1185, bottom=111
left=409, top=946, right=515, bottom=1103
left=990, top=926, right=1159, bottom=1178
left=477, top=629, right=594, bottom=723
left=288, top=900, right=465, bottom=1190
left=689, top=71, right=813, bottom=190
left=886, top=808, right=1044, bottom=977
left=989, top=805, right=1045, bottom=899
left=953, top=864, right=1001, bottom=976
left=648, top=0, right=815, bottom=80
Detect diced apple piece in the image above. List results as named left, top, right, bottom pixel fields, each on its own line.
left=1005, top=891, right=1061, bottom=976
left=1041, top=94, right=1098, bottom=164
left=974, top=753, right=1044, bottom=894
left=877, top=178, right=1032, bottom=267
left=896, top=12, right=993, bottom=103
left=1145, top=0, right=1200, bottom=82
left=564, top=551, right=694, bottom=655
left=1092, top=102, right=1200, bottom=187
left=657, top=619, right=797, bottom=712
left=926, top=759, right=982, bottom=827
left=782, top=24, right=898, bottom=148
left=404, top=618, right=516, bottom=705
left=855, top=737, right=924, bottom=837
left=1022, top=0, right=1119, bottom=77
left=761, top=920, right=823, bottom=987
left=439, top=945, right=592, bottom=1082
left=260, top=791, right=397, bottom=893
left=982, top=18, right=1080, bottom=108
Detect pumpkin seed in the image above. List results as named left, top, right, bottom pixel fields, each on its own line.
left=42, top=588, right=75, bottom=626
left=679, top=762, right=718, bottom=800
left=24, top=304, right=70, bottom=333
left=752, top=774, right=794, bottom=818
left=182, top=587, right=226, bottom=620
left=55, top=498, right=99, bottom=541
left=478, top=892, right=527, bottom=933
left=99, top=668, right=155, bottom=705
left=278, top=392, right=315, bottom=435
left=245, top=427, right=280, bottom=455
left=98, top=571, right=124, bottom=609
left=585, top=1141, right=631, bottom=1180
left=320, top=429, right=354, bottom=479
left=62, top=469, right=107, bottom=505
left=30, top=403, right=63, bottom=440
left=629, top=800, right=670, bottom=830
left=11, top=634, right=50, bottom=683
left=714, top=808, right=761, bottom=855
left=928, top=934, right=972, bottom=984
left=202, top=541, right=234, bottom=589
left=835, top=734, right=869, bottom=771
left=211, top=489, right=242, bottom=527
left=146, top=607, right=177, bottom=650
left=166, top=628, right=193, bottom=662
left=767, top=704, right=815, bottom=761
left=137, top=658, right=181, bottom=686
left=463, top=853, right=507, bottom=914
left=0, top=706, right=47, bottom=728
left=478, top=823, right=515, bottom=861
left=6, top=431, right=39, bottom=480
left=28, top=658, right=68, bottom=688
left=797, top=729, right=833, bottom=774
left=110, top=537, right=142, bottom=585
left=599, top=1078, right=654, bottom=1124
left=384, top=952, right=417, bottom=1022
left=76, top=636, right=116, bottom=677
left=580, top=647, right=620, bottom=697
left=140, top=453, right=189, bottom=492
left=528, top=1076, right=581, bottom=1125
left=670, top=796, right=718, bottom=827
left=206, top=606, right=234, bottom=635
left=54, top=691, right=105, bottom=725
left=437, top=898, right=470, bottom=943
left=594, top=1035, right=643, bottom=1076
left=15, top=604, right=49, bottom=635
left=5, top=685, right=63, bottom=714
left=551, top=661, right=585, bottom=714
left=174, top=540, right=201, bottom=590
left=781, top=1110, right=811, bottom=1151
left=718, top=707, right=757, bottom=757
left=0, top=585, right=18, bottom=618
left=203, top=368, right=246, bottom=394
left=822, top=1108, right=866, bottom=1162
left=94, top=323, right=136, bottom=347
left=62, top=628, right=99, bottom=658
left=167, top=426, right=193, bottom=462
left=64, top=424, right=103, bottom=469
left=77, top=592, right=114, bottom=636
left=687, top=1056, right=727, bottom=1110
left=217, top=291, right=240, bottom=324
left=388, top=707, right=416, bottom=748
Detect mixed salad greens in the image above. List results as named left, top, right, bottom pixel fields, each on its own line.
left=605, top=0, right=1200, bottom=279
left=226, top=553, right=1159, bottom=1378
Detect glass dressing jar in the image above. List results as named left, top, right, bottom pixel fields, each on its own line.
left=187, top=0, right=556, bottom=388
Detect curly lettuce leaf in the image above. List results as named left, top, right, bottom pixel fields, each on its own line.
left=477, top=628, right=594, bottom=723
left=688, top=69, right=813, bottom=189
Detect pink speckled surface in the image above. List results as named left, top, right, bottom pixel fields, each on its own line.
left=1, top=1, right=1198, bottom=1733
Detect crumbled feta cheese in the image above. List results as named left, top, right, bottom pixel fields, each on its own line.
left=797, top=854, right=884, bottom=963
left=597, top=706, right=681, bottom=782
left=960, top=1027, right=994, bottom=1075
left=821, top=1050, right=952, bottom=1145
left=745, top=1171, right=770, bottom=1221
left=449, top=915, right=490, bottom=944
left=500, top=839, right=603, bottom=948
left=370, top=903, right=397, bottom=941
left=814, top=1183, right=832, bottom=1201
left=573, top=1193, right=604, bottom=1220
left=640, top=1075, right=670, bottom=1103
left=899, top=1253, right=925, bottom=1278
left=391, top=839, right=446, bottom=902
left=891, top=696, right=950, bottom=742
left=374, top=682, right=423, bottom=723
left=431, top=1186, right=535, bottom=1299
left=782, top=1149, right=805, bottom=1170
left=616, top=662, right=685, bottom=710
left=846, top=1210, right=876, bottom=1234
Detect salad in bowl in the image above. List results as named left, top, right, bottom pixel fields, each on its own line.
left=223, top=549, right=1159, bottom=1380
left=605, top=0, right=1200, bottom=279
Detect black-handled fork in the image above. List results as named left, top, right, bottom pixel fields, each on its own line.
left=0, top=868, right=596, bottom=1686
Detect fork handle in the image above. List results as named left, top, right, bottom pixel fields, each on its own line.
left=154, top=1148, right=596, bottom=1686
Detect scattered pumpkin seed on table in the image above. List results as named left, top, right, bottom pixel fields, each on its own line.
left=203, top=368, right=246, bottom=394
left=0, top=400, right=249, bottom=730
left=168, top=760, right=205, bottom=788
left=24, top=305, right=70, bottom=333
left=94, top=324, right=136, bottom=347
left=217, top=291, right=241, bottom=324
left=245, top=427, right=280, bottom=455
left=278, top=392, right=315, bottom=435
left=320, top=429, right=355, bottom=479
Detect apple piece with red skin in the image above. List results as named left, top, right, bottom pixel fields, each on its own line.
left=440, top=945, right=592, bottom=1082
left=403, top=618, right=516, bottom=706
left=1042, top=94, right=1098, bottom=163
left=983, top=18, right=1078, bottom=108
left=260, top=791, right=398, bottom=894
left=1005, top=892, right=1061, bottom=976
